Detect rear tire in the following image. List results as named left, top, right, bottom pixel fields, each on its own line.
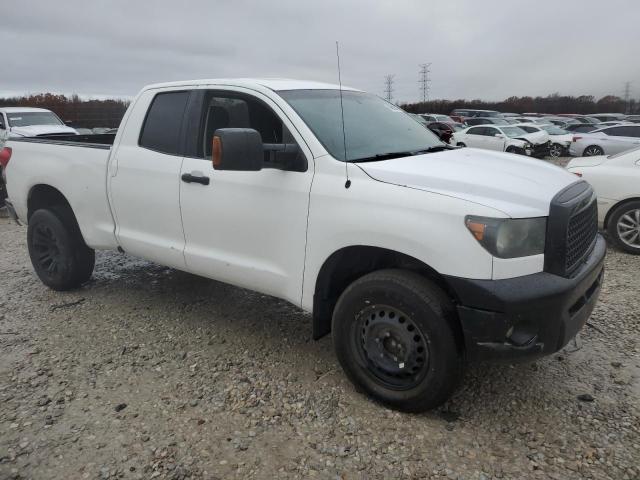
left=583, top=145, right=604, bottom=157
left=27, top=207, right=95, bottom=291
left=332, top=269, right=463, bottom=412
left=607, top=201, right=640, bottom=255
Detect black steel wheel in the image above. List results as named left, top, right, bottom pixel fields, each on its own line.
left=356, top=304, right=430, bottom=390
left=27, top=207, right=95, bottom=290
left=332, top=269, right=463, bottom=412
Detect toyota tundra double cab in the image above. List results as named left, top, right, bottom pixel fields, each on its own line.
left=2, top=79, right=605, bottom=412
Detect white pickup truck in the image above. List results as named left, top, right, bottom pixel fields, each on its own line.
left=2, top=79, right=606, bottom=412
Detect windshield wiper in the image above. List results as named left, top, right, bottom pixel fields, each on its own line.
left=350, top=145, right=452, bottom=163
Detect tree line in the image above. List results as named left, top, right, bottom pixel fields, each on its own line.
left=402, top=93, right=639, bottom=116
left=1, top=92, right=637, bottom=129
left=0, top=93, right=130, bottom=128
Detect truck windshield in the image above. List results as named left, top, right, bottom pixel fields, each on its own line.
left=278, top=89, right=442, bottom=162
left=6, top=112, right=64, bottom=127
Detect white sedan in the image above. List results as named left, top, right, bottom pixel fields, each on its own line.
left=516, top=123, right=573, bottom=157
left=566, top=147, right=640, bottom=254
left=452, top=124, right=551, bottom=157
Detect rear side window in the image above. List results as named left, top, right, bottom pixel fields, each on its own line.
left=467, top=127, right=484, bottom=135
left=139, top=91, right=190, bottom=155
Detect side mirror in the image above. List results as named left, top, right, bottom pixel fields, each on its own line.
left=212, top=128, right=263, bottom=171
left=495, top=133, right=505, bottom=138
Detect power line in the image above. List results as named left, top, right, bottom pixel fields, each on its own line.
left=384, top=74, right=395, bottom=103
left=419, top=63, right=431, bottom=103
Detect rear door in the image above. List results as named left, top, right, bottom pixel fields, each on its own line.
left=482, top=126, right=505, bottom=151
left=108, top=89, right=190, bottom=269
left=178, top=87, right=314, bottom=305
left=603, top=126, right=640, bottom=154
left=464, top=127, right=485, bottom=147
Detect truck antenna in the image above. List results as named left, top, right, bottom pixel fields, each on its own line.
left=336, top=41, right=351, bottom=189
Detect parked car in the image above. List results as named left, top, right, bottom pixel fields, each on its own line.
left=566, top=147, right=640, bottom=254
left=426, top=121, right=463, bottom=143
left=574, top=116, right=601, bottom=125
left=452, top=125, right=538, bottom=156
left=591, top=113, right=627, bottom=123
left=517, top=124, right=572, bottom=157
left=464, top=117, right=511, bottom=126
left=0, top=107, right=78, bottom=139
left=569, top=124, right=640, bottom=156
left=420, top=113, right=455, bottom=123
left=512, top=117, right=550, bottom=125
left=2, top=78, right=606, bottom=412
left=624, top=115, right=640, bottom=123
left=450, top=108, right=502, bottom=119
left=564, top=124, right=601, bottom=133
left=512, top=123, right=551, bottom=144
left=542, top=117, right=580, bottom=127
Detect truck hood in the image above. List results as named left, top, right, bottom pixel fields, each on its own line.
left=9, top=125, right=78, bottom=137
left=358, top=148, right=577, bottom=218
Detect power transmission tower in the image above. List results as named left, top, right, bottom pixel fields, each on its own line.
left=384, top=75, right=395, bottom=103
left=419, top=63, right=431, bottom=103
left=623, top=81, right=631, bottom=114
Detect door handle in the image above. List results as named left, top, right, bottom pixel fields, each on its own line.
left=181, top=173, right=210, bottom=185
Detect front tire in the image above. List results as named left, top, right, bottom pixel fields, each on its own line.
left=456, top=142, right=466, bottom=148
left=583, top=145, right=604, bottom=157
left=27, top=207, right=95, bottom=290
left=607, top=201, right=640, bottom=254
left=332, top=269, right=463, bottom=412
left=549, top=143, right=563, bottom=158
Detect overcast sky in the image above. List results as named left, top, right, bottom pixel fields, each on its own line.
left=2, top=0, right=638, bottom=103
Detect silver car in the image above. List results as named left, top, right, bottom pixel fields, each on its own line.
left=569, top=124, right=640, bottom=156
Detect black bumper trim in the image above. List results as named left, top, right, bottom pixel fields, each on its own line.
left=446, top=234, right=606, bottom=362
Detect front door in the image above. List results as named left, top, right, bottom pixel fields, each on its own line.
left=179, top=88, right=314, bottom=305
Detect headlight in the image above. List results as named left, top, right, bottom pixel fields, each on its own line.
left=465, top=216, right=546, bottom=258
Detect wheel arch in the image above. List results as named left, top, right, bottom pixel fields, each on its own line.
left=27, top=184, right=73, bottom=220
left=311, top=245, right=460, bottom=340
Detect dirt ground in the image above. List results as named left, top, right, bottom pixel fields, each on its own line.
left=1, top=180, right=639, bottom=479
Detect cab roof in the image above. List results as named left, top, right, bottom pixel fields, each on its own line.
left=141, top=78, right=360, bottom=93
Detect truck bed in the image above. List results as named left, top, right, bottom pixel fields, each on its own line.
left=5, top=136, right=118, bottom=250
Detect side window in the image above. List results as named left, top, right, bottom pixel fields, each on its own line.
left=197, top=91, right=305, bottom=171
left=139, top=91, right=190, bottom=155
left=484, top=127, right=499, bottom=136
left=0, top=113, right=5, bottom=130
left=619, top=126, right=640, bottom=138
left=466, top=127, right=483, bottom=135
left=601, top=127, right=620, bottom=136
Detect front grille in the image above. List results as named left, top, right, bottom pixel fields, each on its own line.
left=566, top=200, right=598, bottom=271
left=544, top=181, right=598, bottom=277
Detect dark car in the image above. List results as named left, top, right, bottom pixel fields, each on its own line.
left=426, top=121, right=463, bottom=143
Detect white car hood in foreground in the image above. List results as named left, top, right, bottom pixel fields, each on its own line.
left=9, top=125, right=78, bottom=137
left=358, top=148, right=578, bottom=218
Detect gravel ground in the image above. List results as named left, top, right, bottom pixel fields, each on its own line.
left=1, top=158, right=639, bottom=480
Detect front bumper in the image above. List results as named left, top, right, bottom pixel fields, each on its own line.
left=446, top=234, right=606, bottom=362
